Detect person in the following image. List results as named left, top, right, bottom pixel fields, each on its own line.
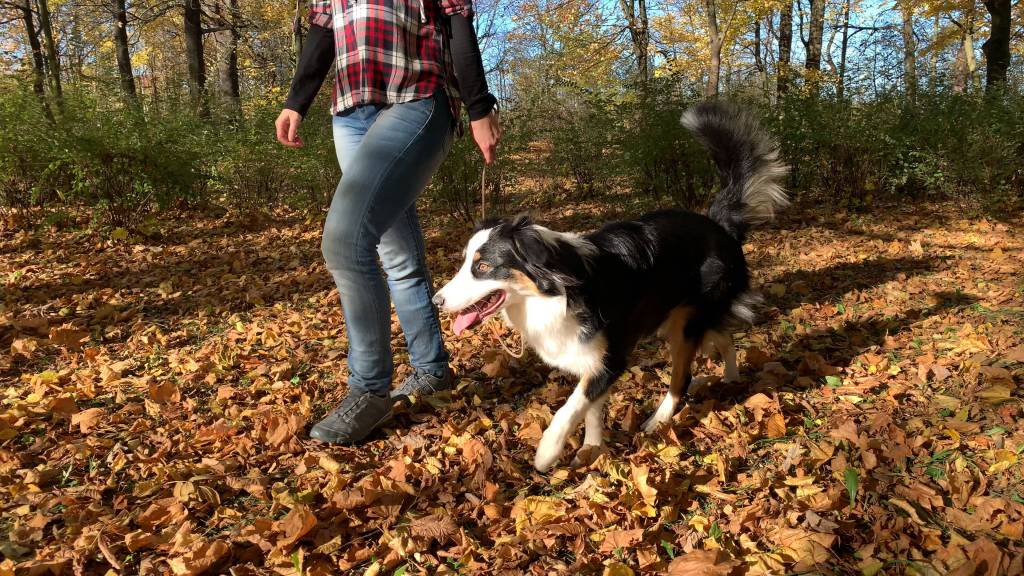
left=275, top=0, right=501, bottom=444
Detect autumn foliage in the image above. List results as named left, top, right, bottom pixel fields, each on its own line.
left=3, top=197, right=1024, bottom=574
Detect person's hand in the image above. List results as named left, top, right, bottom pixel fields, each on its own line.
left=275, top=108, right=304, bottom=148
left=470, top=110, right=502, bottom=165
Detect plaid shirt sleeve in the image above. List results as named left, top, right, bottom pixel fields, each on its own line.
left=309, top=0, right=333, bottom=28
left=438, top=0, right=472, bottom=17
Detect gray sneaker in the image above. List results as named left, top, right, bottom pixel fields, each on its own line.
left=309, top=390, right=393, bottom=444
left=390, top=368, right=454, bottom=404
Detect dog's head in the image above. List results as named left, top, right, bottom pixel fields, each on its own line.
left=433, top=215, right=592, bottom=335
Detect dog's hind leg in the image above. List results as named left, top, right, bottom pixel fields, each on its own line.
left=706, top=330, right=739, bottom=382
left=569, top=392, right=609, bottom=467
left=644, top=307, right=700, bottom=433
left=583, top=393, right=608, bottom=448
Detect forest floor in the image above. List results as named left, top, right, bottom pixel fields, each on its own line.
left=2, top=195, right=1023, bottom=576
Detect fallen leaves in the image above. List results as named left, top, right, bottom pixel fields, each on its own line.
left=2, top=204, right=1023, bottom=574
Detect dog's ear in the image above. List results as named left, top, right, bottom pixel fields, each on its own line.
left=473, top=216, right=508, bottom=233
left=507, top=218, right=564, bottom=294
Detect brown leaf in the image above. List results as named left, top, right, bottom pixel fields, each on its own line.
left=598, top=528, right=644, bottom=553
left=667, top=550, right=740, bottom=576
left=167, top=539, right=230, bottom=576
left=48, top=327, right=90, bottom=351
left=766, top=413, right=787, bottom=437
left=149, top=380, right=181, bottom=403
left=481, top=349, right=510, bottom=378
left=1006, top=346, right=1024, bottom=363
left=10, top=338, right=38, bottom=359
left=630, top=464, right=658, bottom=507
left=276, top=505, right=316, bottom=549
left=409, top=513, right=458, bottom=541
left=70, top=408, right=105, bottom=434
left=461, top=437, right=493, bottom=470
left=771, top=527, right=837, bottom=571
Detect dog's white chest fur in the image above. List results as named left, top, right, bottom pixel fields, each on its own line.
left=502, top=295, right=606, bottom=379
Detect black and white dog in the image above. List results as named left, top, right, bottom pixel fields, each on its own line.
left=433, top=102, right=789, bottom=472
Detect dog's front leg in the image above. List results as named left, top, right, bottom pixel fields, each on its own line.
left=535, top=369, right=619, bottom=473
left=534, top=385, right=589, bottom=473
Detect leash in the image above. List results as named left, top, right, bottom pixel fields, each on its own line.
left=488, top=316, right=525, bottom=359
left=480, top=162, right=525, bottom=359
left=480, top=164, right=487, bottom=221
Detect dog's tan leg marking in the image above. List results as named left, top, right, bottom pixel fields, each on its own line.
left=583, top=392, right=607, bottom=448
left=644, top=307, right=698, bottom=433
left=706, top=330, right=739, bottom=382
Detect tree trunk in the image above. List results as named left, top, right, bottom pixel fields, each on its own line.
left=619, top=0, right=650, bottom=90
left=184, top=0, right=206, bottom=102
left=18, top=0, right=53, bottom=119
left=805, top=0, right=825, bottom=71
left=704, top=0, right=722, bottom=98
left=215, top=0, right=241, bottom=109
left=754, top=19, right=767, bottom=93
left=293, top=0, right=304, bottom=70
left=35, top=0, right=63, bottom=106
left=111, top=0, right=137, bottom=101
left=982, top=0, right=1011, bottom=89
left=930, top=12, right=939, bottom=91
left=899, top=2, right=916, bottom=102
left=953, top=30, right=977, bottom=94
left=838, top=0, right=850, bottom=99
left=778, top=1, right=793, bottom=95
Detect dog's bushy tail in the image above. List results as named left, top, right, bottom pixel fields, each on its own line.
left=682, top=101, right=789, bottom=243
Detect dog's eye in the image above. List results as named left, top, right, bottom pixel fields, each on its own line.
left=476, top=262, right=492, bottom=273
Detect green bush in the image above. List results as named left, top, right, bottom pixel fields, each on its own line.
left=3, top=76, right=1020, bottom=231
left=0, top=84, right=341, bottom=229
left=771, top=89, right=1024, bottom=209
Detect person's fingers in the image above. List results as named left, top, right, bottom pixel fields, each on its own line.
left=287, top=117, right=299, bottom=145
left=275, top=117, right=288, bottom=146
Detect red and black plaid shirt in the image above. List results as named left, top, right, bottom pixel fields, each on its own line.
left=309, top=0, right=471, bottom=117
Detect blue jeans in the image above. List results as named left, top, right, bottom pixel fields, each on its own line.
left=323, top=91, right=453, bottom=395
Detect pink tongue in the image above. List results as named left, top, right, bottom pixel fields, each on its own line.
left=452, top=309, right=482, bottom=336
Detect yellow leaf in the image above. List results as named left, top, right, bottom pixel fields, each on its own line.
left=688, top=514, right=709, bottom=533
left=796, top=485, right=824, bottom=498
left=511, top=496, right=567, bottom=534
left=945, top=428, right=961, bottom=445
left=319, top=455, right=341, bottom=474
left=861, top=560, right=885, bottom=576
left=987, top=450, right=1018, bottom=474
left=657, top=444, right=682, bottom=463
left=602, top=562, right=635, bottom=576
left=110, top=227, right=128, bottom=242
left=977, top=385, right=1013, bottom=404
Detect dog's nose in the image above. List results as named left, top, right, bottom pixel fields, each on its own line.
left=432, top=293, right=445, bottom=307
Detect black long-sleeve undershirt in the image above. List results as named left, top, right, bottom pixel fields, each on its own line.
left=284, top=23, right=334, bottom=118
left=283, top=13, right=496, bottom=121
left=448, top=13, right=496, bottom=120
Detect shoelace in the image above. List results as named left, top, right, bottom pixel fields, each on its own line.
left=333, top=393, right=366, bottom=418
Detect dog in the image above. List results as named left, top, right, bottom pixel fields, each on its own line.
left=432, top=101, right=789, bottom=472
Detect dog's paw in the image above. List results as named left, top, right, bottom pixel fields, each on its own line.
left=643, top=393, right=678, bottom=433
left=642, top=413, right=667, bottom=434
left=534, top=434, right=566, bottom=473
